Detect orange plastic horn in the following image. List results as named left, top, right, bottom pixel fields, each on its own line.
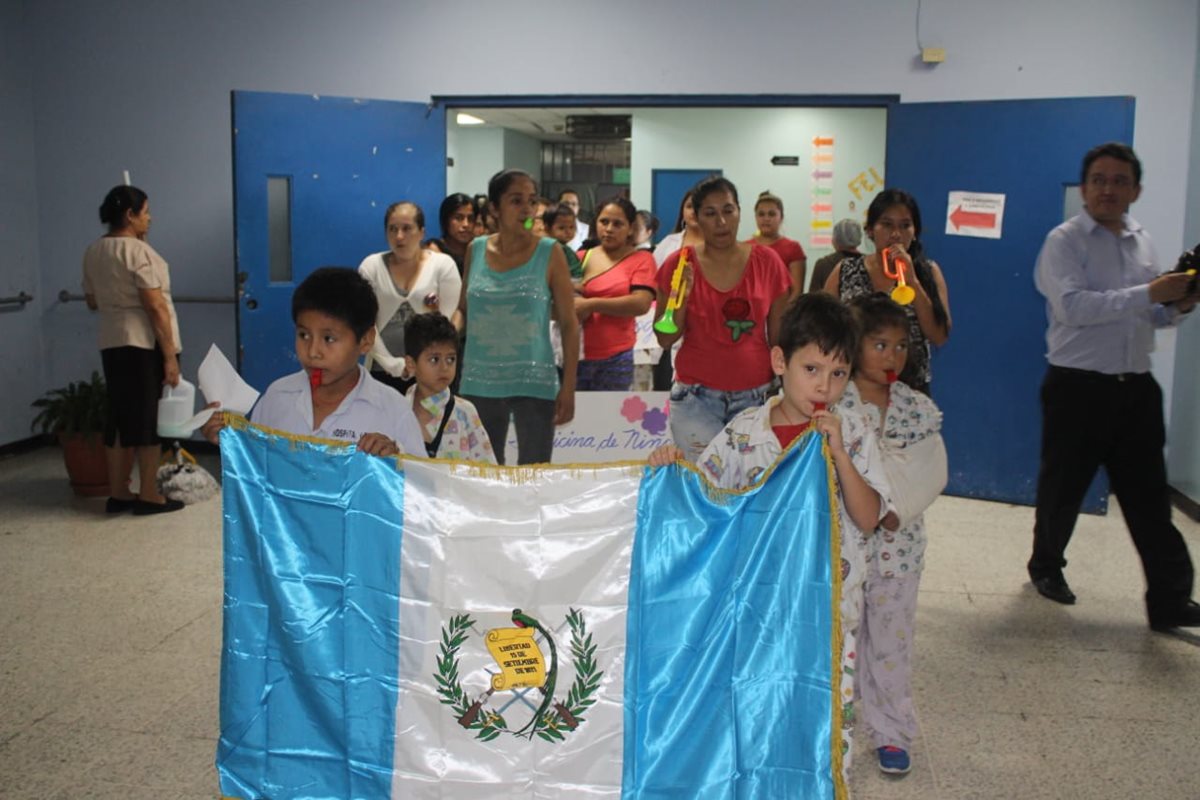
left=882, top=248, right=915, bottom=306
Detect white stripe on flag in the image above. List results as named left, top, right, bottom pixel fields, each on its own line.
left=392, top=460, right=641, bottom=798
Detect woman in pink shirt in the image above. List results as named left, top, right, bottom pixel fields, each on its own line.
left=574, top=196, right=657, bottom=391
left=748, top=190, right=807, bottom=297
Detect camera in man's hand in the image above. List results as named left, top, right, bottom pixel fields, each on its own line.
left=1171, top=243, right=1200, bottom=295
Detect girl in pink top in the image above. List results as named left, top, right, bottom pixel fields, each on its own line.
left=654, top=176, right=793, bottom=460
left=748, top=190, right=807, bottom=297
left=574, top=197, right=657, bottom=391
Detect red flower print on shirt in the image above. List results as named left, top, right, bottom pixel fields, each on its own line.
left=721, top=297, right=755, bottom=342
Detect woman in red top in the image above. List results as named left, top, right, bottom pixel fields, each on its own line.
left=574, top=196, right=657, bottom=391
left=654, top=176, right=793, bottom=460
left=749, top=190, right=807, bottom=298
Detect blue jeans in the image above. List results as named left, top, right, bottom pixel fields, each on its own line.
left=668, top=380, right=773, bottom=461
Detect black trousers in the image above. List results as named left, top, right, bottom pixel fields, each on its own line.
left=1030, top=366, right=1194, bottom=617
left=465, top=395, right=556, bottom=466
left=101, top=345, right=174, bottom=447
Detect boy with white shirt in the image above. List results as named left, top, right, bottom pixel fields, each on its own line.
left=202, top=267, right=424, bottom=457
left=402, top=312, right=496, bottom=463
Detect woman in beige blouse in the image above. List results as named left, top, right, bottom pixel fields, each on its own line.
left=82, top=186, right=184, bottom=515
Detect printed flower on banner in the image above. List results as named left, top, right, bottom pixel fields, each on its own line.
left=641, top=407, right=667, bottom=435
left=620, top=396, right=648, bottom=423
left=621, top=395, right=668, bottom=435
left=722, top=297, right=755, bottom=342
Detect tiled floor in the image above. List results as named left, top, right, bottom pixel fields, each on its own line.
left=1, top=446, right=1197, bottom=799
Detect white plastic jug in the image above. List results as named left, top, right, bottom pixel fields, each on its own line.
left=157, top=378, right=196, bottom=439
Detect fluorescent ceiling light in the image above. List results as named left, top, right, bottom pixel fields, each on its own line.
left=456, top=112, right=485, bottom=126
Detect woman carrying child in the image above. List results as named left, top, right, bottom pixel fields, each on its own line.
left=653, top=176, right=793, bottom=460
left=358, top=201, right=461, bottom=394
left=453, top=169, right=579, bottom=465
left=824, top=188, right=951, bottom=395
left=836, top=293, right=947, bottom=776
left=541, top=201, right=585, bottom=278
left=574, top=196, right=656, bottom=391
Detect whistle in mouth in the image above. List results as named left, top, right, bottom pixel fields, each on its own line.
left=885, top=369, right=898, bottom=384
left=309, top=369, right=323, bottom=391
left=523, top=217, right=534, bottom=231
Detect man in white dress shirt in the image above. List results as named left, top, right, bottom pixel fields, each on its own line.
left=1028, top=142, right=1200, bottom=632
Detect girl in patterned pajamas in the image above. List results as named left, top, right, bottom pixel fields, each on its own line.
left=836, top=293, right=946, bottom=776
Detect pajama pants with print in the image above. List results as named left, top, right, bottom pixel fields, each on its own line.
left=857, top=566, right=922, bottom=749
left=839, top=556, right=865, bottom=777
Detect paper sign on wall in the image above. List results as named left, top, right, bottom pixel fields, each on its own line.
left=945, top=191, right=1005, bottom=239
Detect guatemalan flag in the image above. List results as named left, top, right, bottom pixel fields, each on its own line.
left=216, top=421, right=847, bottom=800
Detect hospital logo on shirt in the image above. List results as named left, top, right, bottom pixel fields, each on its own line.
left=435, top=608, right=602, bottom=743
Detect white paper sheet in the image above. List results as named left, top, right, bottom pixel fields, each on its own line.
left=197, top=343, right=260, bottom=415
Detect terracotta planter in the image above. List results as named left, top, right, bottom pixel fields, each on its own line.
left=58, top=432, right=109, bottom=497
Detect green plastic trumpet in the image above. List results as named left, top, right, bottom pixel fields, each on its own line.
left=654, top=248, right=690, bottom=335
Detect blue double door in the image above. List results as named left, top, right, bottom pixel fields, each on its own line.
left=233, top=91, right=1133, bottom=509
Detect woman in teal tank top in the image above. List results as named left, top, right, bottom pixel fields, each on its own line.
left=452, top=169, right=579, bottom=464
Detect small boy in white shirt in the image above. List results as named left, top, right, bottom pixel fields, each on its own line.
left=202, top=267, right=424, bottom=456
left=403, top=313, right=496, bottom=463
left=650, top=292, right=893, bottom=775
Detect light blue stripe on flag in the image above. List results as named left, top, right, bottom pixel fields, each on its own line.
left=217, top=425, right=406, bottom=800
left=624, top=436, right=839, bottom=799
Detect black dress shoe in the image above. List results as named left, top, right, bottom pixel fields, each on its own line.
left=1031, top=574, right=1076, bottom=605
left=105, top=496, right=138, bottom=514
left=1149, top=600, right=1200, bottom=632
left=132, top=498, right=185, bottom=516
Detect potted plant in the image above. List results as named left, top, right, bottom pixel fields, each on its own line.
left=31, top=371, right=111, bottom=496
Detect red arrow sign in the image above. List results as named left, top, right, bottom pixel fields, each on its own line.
left=811, top=202, right=833, bottom=214
left=949, top=206, right=997, bottom=230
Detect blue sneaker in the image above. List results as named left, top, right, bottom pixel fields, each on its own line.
left=877, top=746, right=911, bottom=775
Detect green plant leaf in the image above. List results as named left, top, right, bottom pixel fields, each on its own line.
left=30, top=370, right=109, bottom=434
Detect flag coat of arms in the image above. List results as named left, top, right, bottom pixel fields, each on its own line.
left=217, top=421, right=846, bottom=799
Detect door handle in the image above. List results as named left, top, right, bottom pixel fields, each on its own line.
left=0, top=291, right=33, bottom=309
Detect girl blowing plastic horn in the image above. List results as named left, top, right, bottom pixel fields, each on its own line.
left=823, top=189, right=952, bottom=395
left=881, top=246, right=916, bottom=306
